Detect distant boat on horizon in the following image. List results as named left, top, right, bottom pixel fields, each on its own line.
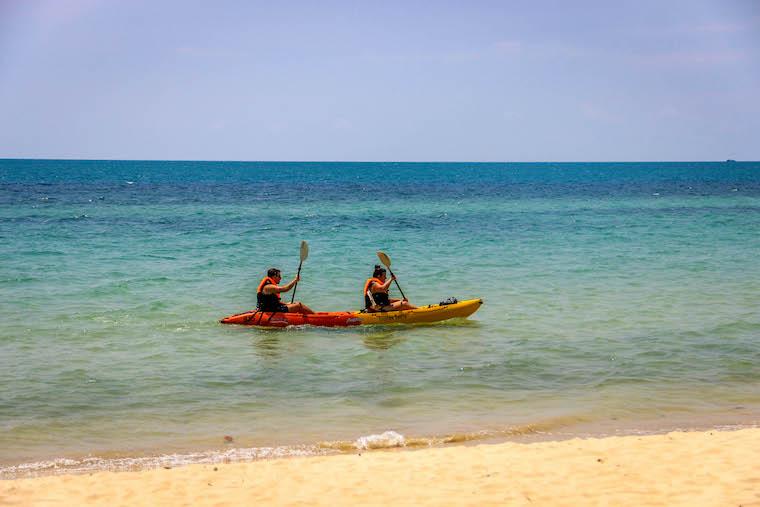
left=726, top=159, right=737, bottom=163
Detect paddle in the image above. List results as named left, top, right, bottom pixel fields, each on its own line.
left=290, top=240, right=309, bottom=303
left=376, top=251, right=407, bottom=301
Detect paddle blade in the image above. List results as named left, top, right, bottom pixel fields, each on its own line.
left=300, top=241, right=309, bottom=262
left=377, top=251, right=391, bottom=268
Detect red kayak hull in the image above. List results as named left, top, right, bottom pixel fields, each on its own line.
left=220, top=311, right=362, bottom=328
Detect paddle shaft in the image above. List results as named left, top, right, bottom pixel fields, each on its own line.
left=290, top=261, right=303, bottom=303
left=387, top=268, right=407, bottom=300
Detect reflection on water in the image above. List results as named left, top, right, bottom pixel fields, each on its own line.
left=362, top=328, right=406, bottom=350
left=247, top=318, right=483, bottom=354
left=361, top=318, right=482, bottom=349
left=251, top=333, right=283, bottom=358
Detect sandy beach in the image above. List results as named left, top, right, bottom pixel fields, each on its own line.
left=2, top=427, right=759, bottom=506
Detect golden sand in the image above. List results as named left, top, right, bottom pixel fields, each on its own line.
left=2, top=427, right=759, bottom=506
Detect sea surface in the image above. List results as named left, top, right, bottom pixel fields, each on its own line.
left=1, top=160, right=759, bottom=477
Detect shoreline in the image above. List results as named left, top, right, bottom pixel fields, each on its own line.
left=2, top=409, right=758, bottom=480
left=2, top=427, right=759, bottom=506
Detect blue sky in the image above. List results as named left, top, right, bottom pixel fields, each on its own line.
left=1, top=0, right=758, bottom=161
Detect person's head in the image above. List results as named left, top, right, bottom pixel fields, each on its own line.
left=373, top=264, right=387, bottom=280
left=267, top=268, right=282, bottom=281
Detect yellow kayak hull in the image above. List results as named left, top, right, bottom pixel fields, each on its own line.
left=353, top=299, right=483, bottom=325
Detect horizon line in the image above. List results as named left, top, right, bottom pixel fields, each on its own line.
left=0, top=157, right=754, bottom=164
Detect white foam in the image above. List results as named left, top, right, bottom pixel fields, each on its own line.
left=354, top=431, right=406, bottom=450
left=0, top=445, right=328, bottom=479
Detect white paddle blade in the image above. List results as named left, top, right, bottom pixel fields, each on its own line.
left=300, top=241, right=309, bottom=262
left=377, top=251, right=391, bottom=268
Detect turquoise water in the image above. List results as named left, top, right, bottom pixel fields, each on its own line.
left=1, top=160, right=759, bottom=476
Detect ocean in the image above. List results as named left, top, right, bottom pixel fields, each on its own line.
left=1, top=160, right=759, bottom=477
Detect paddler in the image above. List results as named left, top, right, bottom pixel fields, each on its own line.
left=363, top=265, right=417, bottom=312
left=257, top=268, right=315, bottom=314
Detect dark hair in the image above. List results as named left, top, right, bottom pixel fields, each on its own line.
left=373, top=264, right=386, bottom=278
left=267, top=268, right=281, bottom=278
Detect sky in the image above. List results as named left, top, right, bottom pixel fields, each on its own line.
left=0, top=0, right=758, bottom=162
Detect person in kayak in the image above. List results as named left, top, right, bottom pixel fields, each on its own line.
left=363, top=265, right=417, bottom=312
left=257, top=268, right=315, bottom=314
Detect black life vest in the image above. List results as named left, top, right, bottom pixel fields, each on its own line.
left=364, top=277, right=390, bottom=309
left=257, top=276, right=282, bottom=312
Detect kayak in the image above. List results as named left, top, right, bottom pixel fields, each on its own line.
left=220, top=299, right=483, bottom=328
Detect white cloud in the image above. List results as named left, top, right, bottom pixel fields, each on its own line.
left=693, top=22, right=745, bottom=33
left=35, top=0, right=103, bottom=30
left=580, top=102, right=623, bottom=124
left=493, top=40, right=523, bottom=55
left=333, top=118, right=353, bottom=131
left=638, top=50, right=746, bottom=67
left=656, top=105, right=680, bottom=120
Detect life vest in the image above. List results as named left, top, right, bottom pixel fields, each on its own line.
left=257, top=276, right=282, bottom=311
left=364, top=277, right=390, bottom=309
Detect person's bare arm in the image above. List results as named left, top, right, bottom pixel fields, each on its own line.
left=379, top=276, right=395, bottom=291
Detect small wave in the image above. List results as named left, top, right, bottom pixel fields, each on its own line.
left=56, top=214, right=89, bottom=221
left=319, top=422, right=558, bottom=453
left=354, top=431, right=406, bottom=450
left=0, top=276, right=40, bottom=283
left=0, top=444, right=330, bottom=480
